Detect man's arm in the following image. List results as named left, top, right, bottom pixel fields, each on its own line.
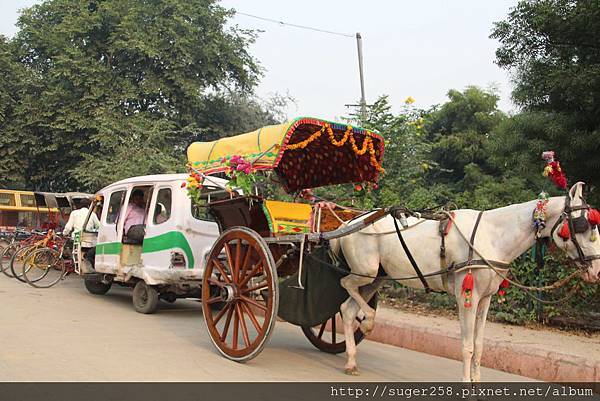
left=63, top=211, right=76, bottom=235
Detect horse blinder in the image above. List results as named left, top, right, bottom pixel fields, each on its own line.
left=571, top=215, right=590, bottom=234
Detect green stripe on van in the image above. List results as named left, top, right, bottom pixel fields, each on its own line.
left=96, top=231, right=194, bottom=269
left=96, top=242, right=122, bottom=255
left=142, top=231, right=194, bottom=268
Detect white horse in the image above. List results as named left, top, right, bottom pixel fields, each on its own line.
left=333, top=182, right=600, bottom=381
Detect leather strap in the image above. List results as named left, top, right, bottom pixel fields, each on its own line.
left=467, top=211, right=484, bottom=263
left=393, top=217, right=441, bottom=293
left=451, top=259, right=510, bottom=270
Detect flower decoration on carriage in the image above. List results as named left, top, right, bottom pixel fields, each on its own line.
left=183, top=167, right=204, bottom=205
left=285, top=122, right=385, bottom=176
left=541, top=151, right=567, bottom=190
left=186, top=117, right=385, bottom=195
left=299, top=189, right=316, bottom=202
left=222, top=155, right=257, bottom=195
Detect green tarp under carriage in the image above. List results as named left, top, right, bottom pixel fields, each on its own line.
left=277, top=246, right=351, bottom=327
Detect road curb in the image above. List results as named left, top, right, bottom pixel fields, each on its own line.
left=367, top=315, right=600, bottom=382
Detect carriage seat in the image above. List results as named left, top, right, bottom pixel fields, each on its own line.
left=263, top=200, right=311, bottom=235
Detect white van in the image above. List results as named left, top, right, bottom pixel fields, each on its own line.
left=80, top=173, right=231, bottom=313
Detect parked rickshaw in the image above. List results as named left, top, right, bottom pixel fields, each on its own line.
left=186, top=117, right=390, bottom=361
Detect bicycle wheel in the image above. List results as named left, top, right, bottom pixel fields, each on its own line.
left=10, top=245, right=36, bottom=282
left=23, top=247, right=66, bottom=288
left=1, top=244, right=19, bottom=278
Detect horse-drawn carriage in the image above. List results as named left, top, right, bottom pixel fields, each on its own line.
left=187, top=117, right=391, bottom=361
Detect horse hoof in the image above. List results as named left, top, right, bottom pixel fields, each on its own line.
left=344, top=367, right=359, bottom=376
left=360, top=319, right=374, bottom=335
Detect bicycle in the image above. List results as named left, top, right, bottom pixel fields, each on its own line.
left=22, top=234, right=74, bottom=288
left=8, top=230, right=56, bottom=282
left=0, top=230, right=43, bottom=278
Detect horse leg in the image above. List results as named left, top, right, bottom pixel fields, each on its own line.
left=340, top=274, right=376, bottom=335
left=339, top=277, right=384, bottom=376
left=341, top=297, right=361, bottom=375
left=470, top=295, right=492, bottom=382
left=457, top=293, right=478, bottom=382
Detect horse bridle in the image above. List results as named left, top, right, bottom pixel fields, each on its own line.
left=549, top=193, right=600, bottom=266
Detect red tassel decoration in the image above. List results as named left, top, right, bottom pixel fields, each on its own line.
left=462, top=270, right=474, bottom=308
left=588, top=209, right=600, bottom=226
left=497, top=279, right=509, bottom=303
left=558, top=220, right=571, bottom=241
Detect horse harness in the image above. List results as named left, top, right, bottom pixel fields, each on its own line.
left=550, top=193, right=600, bottom=265
left=392, top=210, right=509, bottom=293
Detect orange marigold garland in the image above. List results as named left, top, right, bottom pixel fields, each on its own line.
left=285, top=122, right=385, bottom=175
left=349, top=133, right=370, bottom=155
left=285, top=126, right=325, bottom=150
left=327, top=124, right=353, bottom=147
left=368, top=140, right=385, bottom=173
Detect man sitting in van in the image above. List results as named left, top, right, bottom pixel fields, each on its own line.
left=123, top=189, right=146, bottom=242
left=63, top=198, right=100, bottom=239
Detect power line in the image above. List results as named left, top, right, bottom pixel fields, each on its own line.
left=235, top=11, right=354, bottom=38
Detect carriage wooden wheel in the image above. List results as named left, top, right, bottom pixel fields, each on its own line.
left=202, top=227, right=279, bottom=362
left=301, top=294, right=378, bottom=354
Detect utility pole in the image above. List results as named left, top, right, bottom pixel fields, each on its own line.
left=356, top=32, right=367, bottom=120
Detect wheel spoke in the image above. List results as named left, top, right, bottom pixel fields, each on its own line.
left=331, top=316, right=337, bottom=343
left=234, top=239, right=242, bottom=282
left=239, top=295, right=268, bottom=312
left=240, top=282, right=268, bottom=294
left=236, top=303, right=251, bottom=348
left=207, top=277, right=227, bottom=288
left=317, top=322, right=327, bottom=339
left=224, top=243, right=235, bottom=281
left=206, top=296, right=222, bottom=305
left=212, top=259, right=232, bottom=284
left=213, top=302, right=233, bottom=325
left=240, top=301, right=262, bottom=332
left=238, top=263, right=263, bottom=288
left=232, top=309, right=239, bottom=350
left=220, top=305, right=235, bottom=342
left=238, top=244, right=252, bottom=283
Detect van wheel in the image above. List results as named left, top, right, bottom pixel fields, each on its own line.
left=84, top=276, right=112, bottom=295
left=133, top=281, right=159, bottom=314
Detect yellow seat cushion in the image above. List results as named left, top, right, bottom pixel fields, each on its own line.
left=263, top=200, right=312, bottom=235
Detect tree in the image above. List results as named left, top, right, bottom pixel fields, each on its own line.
left=491, top=0, right=600, bottom=201
left=426, top=86, right=506, bottom=185
left=0, top=36, right=31, bottom=189
left=4, top=0, right=271, bottom=192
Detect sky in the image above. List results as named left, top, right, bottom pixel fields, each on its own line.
left=0, top=0, right=519, bottom=121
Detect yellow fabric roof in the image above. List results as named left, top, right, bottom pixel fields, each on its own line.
left=187, top=120, right=294, bottom=174
left=186, top=117, right=385, bottom=192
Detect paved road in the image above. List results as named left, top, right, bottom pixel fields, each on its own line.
left=0, top=275, right=529, bottom=382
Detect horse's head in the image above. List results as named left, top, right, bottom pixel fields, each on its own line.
left=551, top=182, right=600, bottom=283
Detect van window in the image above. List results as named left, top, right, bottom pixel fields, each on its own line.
left=106, top=190, right=125, bottom=224
left=191, top=187, right=231, bottom=221
left=153, top=188, right=172, bottom=224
